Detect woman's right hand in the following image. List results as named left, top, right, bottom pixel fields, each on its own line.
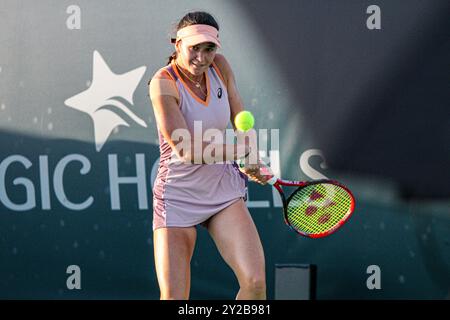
left=239, top=158, right=274, bottom=185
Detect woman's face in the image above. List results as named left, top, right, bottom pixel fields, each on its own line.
left=176, top=41, right=217, bottom=76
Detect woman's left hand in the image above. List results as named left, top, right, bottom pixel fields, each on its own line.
left=239, top=159, right=274, bottom=185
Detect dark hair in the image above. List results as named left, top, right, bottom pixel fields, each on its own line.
left=166, top=11, right=219, bottom=65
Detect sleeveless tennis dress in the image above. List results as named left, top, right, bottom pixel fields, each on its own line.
left=152, top=61, right=248, bottom=230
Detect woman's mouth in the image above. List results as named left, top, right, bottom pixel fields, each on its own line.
left=192, top=63, right=204, bottom=69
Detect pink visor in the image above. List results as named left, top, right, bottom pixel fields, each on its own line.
left=174, top=24, right=221, bottom=48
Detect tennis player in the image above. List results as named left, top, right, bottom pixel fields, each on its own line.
left=148, top=11, right=270, bottom=300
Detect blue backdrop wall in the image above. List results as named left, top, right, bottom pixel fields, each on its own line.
left=0, top=0, right=449, bottom=299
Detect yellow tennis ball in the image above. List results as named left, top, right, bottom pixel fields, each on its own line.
left=234, top=111, right=255, bottom=132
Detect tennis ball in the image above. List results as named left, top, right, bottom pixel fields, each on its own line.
left=234, top=111, right=255, bottom=132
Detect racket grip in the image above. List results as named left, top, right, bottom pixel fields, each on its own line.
left=236, top=157, right=276, bottom=185
left=266, top=176, right=277, bottom=185
left=259, top=163, right=277, bottom=185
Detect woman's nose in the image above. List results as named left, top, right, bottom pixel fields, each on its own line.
left=196, top=51, right=207, bottom=62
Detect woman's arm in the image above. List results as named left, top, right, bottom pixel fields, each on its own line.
left=213, top=54, right=258, bottom=158
left=149, top=69, right=249, bottom=164
left=213, top=54, right=244, bottom=130
left=213, top=55, right=272, bottom=184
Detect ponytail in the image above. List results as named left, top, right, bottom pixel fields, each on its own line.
left=167, top=51, right=177, bottom=65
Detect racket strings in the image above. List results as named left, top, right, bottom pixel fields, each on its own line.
left=286, top=183, right=353, bottom=235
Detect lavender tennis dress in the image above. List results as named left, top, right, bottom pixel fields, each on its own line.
left=152, top=61, right=248, bottom=230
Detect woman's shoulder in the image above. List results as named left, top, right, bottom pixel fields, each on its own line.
left=149, top=65, right=176, bottom=84
left=148, top=64, right=180, bottom=102
left=213, top=53, right=228, bottom=69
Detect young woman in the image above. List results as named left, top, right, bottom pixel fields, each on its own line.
left=148, top=11, right=271, bottom=300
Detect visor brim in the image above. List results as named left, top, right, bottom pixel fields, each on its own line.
left=176, top=35, right=221, bottom=48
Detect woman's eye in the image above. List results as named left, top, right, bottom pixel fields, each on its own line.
left=191, top=46, right=215, bottom=53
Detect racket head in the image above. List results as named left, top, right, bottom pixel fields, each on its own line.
left=280, top=179, right=355, bottom=238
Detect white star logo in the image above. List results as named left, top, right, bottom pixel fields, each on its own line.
left=64, top=50, right=147, bottom=151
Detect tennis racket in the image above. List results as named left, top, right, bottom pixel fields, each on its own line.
left=264, top=172, right=356, bottom=238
